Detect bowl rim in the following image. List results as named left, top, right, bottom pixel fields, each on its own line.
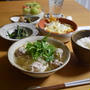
left=71, top=30, right=90, bottom=51
left=8, top=36, right=71, bottom=74
left=38, top=18, right=77, bottom=36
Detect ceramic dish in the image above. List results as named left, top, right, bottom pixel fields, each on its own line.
left=8, top=36, right=71, bottom=78
left=44, top=13, right=72, bottom=21
left=10, top=15, right=43, bottom=25
left=71, top=30, right=90, bottom=65
left=0, top=23, right=38, bottom=41
left=38, top=18, right=77, bottom=43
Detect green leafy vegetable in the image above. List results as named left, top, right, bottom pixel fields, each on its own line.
left=25, top=36, right=56, bottom=62
left=7, top=25, right=32, bottom=39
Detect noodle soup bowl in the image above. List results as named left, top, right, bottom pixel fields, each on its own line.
left=8, top=36, right=70, bottom=78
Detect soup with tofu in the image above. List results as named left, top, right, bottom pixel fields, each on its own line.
left=14, top=36, right=63, bottom=72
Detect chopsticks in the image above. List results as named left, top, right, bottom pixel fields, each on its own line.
left=32, top=78, right=90, bottom=90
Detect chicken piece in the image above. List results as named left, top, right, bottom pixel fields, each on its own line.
left=30, top=58, right=48, bottom=72
left=55, top=48, right=63, bottom=59
left=37, top=58, right=47, bottom=65
left=50, top=59, right=63, bottom=68
left=30, top=61, right=48, bottom=72
left=15, top=46, right=26, bottom=57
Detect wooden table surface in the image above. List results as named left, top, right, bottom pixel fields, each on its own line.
left=0, top=0, right=90, bottom=90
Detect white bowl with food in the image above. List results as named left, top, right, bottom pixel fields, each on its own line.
left=8, top=36, right=70, bottom=78
left=0, top=23, right=38, bottom=41
left=10, top=15, right=42, bottom=25
left=38, top=18, right=77, bottom=43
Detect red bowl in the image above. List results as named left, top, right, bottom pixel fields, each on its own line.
left=38, top=18, right=77, bottom=42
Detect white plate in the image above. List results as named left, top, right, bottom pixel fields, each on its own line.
left=10, top=12, right=44, bottom=24
left=10, top=16, right=20, bottom=23
left=77, top=26, right=90, bottom=31
left=0, top=23, right=39, bottom=41
left=10, top=16, right=41, bottom=25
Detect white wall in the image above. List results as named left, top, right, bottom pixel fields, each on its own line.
left=75, top=0, right=90, bottom=10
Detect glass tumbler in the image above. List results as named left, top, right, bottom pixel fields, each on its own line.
left=48, top=0, right=64, bottom=15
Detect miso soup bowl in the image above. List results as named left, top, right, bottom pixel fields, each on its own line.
left=71, top=30, right=90, bottom=65
left=8, top=36, right=70, bottom=78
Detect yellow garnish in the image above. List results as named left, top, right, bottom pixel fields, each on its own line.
left=49, top=15, right=56, bottom=22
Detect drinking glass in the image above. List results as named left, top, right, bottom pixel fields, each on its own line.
left=48, top=0, right=64, bottom=15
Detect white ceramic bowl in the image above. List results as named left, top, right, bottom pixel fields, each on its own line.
left=0, top=23, right=39, bottom=41
left=8, top=36, right=71, bottom=78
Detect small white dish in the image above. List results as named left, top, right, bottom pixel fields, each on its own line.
left=24, top=15, right=41, bottom=25
left=44, top=13, right=65, bottom=18
left=44, top=13, right=73, bottom=21
left=23, top=11, right=44, bottom=24
left=10, top=16, right=20, bottom=23
left=77, top=26, right=90, bottom=31
left=0, top=23, right=39, bottom=41
left=10, top=14, right=43, bottom=25
left=66, top=16, right=72, bottom=20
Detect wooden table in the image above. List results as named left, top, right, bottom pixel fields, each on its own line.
left=0, top=0, right=90, bottom=90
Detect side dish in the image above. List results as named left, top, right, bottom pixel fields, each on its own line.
left=7, top=25, right=32, bottom=39
left=19, top=16, right=39, bottom=23
left=44, top=16, right=73, bottom=34
left=14, top=36, right=63, bottom=72
left=44, top=21, right=73, bottom=34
